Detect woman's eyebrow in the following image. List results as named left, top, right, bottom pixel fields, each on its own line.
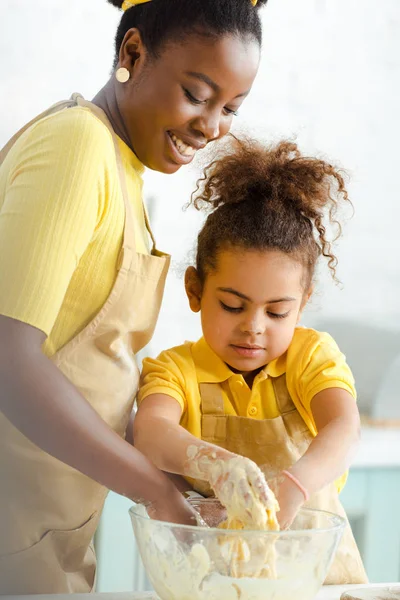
left=185, top=71, right=250, bottom=98
left=218, top=287, right=296, bottom=304
left=185, top=71, right=219, bottom=92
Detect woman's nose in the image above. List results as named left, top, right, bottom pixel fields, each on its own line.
left=192, top=108, right=223, bottom=142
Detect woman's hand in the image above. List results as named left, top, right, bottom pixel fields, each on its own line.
left=147, top=484, right=200, bottom=525
left=190, top=498, right=227, bottom=528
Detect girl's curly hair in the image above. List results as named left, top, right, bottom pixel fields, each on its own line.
left=191, top=137, right=351, bottom=289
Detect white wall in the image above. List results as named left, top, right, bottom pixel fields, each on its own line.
left=2, top=6, right=398, bottom=588
left=1, top=0, right=399, bottom=370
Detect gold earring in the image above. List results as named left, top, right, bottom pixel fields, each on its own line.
left=115, top=67, right=130, bottom=83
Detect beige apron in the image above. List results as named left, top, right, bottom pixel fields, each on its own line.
left=0, top=94, right=170, bottom=594
left=194, top=374, right=368, bottom=585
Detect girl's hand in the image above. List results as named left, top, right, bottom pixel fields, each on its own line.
left=274, top=473, right=305, bottom=530
left=207, top=454, right=278, bottom=529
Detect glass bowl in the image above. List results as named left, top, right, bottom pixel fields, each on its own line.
left=129, top=498, right=345, bottom=600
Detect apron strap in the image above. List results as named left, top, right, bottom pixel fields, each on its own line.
left=0, top=95, right=80, bottom=166
left=74, top=96, right=136, bottom=272
left=271, top=374, right=312, bottom=434
left=143, top=206, right=157, bottom=254
left=200, top=377, right=297, bottom=418
left=1, top=93, right=156, bottom=269
left=270, top=374, right=297, bottom=415
left=1, top=93, right=137, bottom=272
left=199, top=383, right=225, bottom=416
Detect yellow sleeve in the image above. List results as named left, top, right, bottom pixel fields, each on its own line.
left=0, top=107, right=111, bottom=335
left=287, top=329, right=356, bottom=432
left=138, top=347, right=188, bottom=412
left=298, top=331, right=356, bottom=413
left=287, top=329, right=356, bottom=493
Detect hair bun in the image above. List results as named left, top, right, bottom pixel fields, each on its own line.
left=193, top=137, right=348, bottom=221
left=192, top=135, right=351, bottom=282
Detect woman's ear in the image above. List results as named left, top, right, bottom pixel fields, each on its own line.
left=118, top=28, right=148, bottom=78
left=185, top=267, right=202, bottom=313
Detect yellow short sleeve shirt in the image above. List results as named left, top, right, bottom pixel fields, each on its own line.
left=0, top=104, right=149, bottom=356
left=138, top=327, right=357, bottom=492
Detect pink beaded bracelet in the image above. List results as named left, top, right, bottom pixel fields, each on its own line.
left=282, top=470, right=310, bottom=502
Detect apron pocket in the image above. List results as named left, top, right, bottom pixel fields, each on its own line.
left=0, top=511, right=98, bottom=595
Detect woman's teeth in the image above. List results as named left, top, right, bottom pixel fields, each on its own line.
left=170, top=133, right=196, bottom=157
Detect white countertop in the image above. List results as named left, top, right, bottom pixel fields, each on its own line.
left=352, top=426, right=400, bottom=468
left=2, top=584, right=399, bottom=600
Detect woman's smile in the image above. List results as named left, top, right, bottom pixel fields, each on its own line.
left=166, top=131, right=200, bottom=165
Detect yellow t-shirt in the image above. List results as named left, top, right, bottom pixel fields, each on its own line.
left=138, top=327, right=357, bottom=492
left=0, top=104, right=149, bottom=356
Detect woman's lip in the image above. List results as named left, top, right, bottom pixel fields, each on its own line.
left=166, top=131, right=195, bottom=165
left=169, top=130, right=206, bottom=151
left=231, top=345, right=265, bottom=357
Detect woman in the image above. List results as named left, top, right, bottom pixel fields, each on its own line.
left=0, top=0, right=266, bottom=594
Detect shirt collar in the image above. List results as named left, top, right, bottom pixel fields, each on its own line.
left=265, top=354, right=287, bottom=378
left=192, top=337, right=287, bottom=383
left=117, top=137, right=145, bottom=176
left=192, top=337, right=234, bottom=383
left=79, top=96, right=145, bottom=177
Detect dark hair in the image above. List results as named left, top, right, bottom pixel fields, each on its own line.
left=107, top=0, right=267, bottom=63
left=191, top=137, right=351, bottom=289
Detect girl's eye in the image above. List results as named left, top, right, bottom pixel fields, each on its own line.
left=183, top=88, right=205, bottom=106
left=267, top=311, right=290, bottom=319
left=220, top=301, right=243, bottom=313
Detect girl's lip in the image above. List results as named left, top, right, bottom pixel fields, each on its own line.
left=231, top=345, right=265, bottom=357
left=166, top=131, right=195, bottom=166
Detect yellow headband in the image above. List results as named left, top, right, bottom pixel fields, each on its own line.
left=122, top=0, right=151, bottom=9
left=122, top=0, right=257, bottom=11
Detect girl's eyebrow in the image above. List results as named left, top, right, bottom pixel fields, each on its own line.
left=217, top=287, right=296, bottom=304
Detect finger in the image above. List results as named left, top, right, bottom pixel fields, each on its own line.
left=245, top=461, right=268, bottom=487
left=238, top=477, right=253, bottom=514
left=248, top=472, right=270, bottom=504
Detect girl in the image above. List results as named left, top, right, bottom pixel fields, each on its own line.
left=134, top=138, right=368, bottom=584
left=0, top=0, right=266, bottom=594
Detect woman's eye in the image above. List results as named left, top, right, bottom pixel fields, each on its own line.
left=220, top=301, right=243, bottom=313
left=183, top=87, right=238, bottom=116
left=223, top=107, right=239, bottom=117
left=267, top=311, right=290, bottom=319
left=183, top=88, right=204, bottom=105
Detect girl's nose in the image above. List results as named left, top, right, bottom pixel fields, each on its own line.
left=240, top=312, right=265, bottom=335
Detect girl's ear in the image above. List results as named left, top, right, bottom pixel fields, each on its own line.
left=297, top=285, right=313, bottom=323
left=185, top=267, right=203, bottom=313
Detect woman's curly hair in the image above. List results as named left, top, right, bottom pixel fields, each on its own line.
left=191, top=137, right=351, bottom=289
